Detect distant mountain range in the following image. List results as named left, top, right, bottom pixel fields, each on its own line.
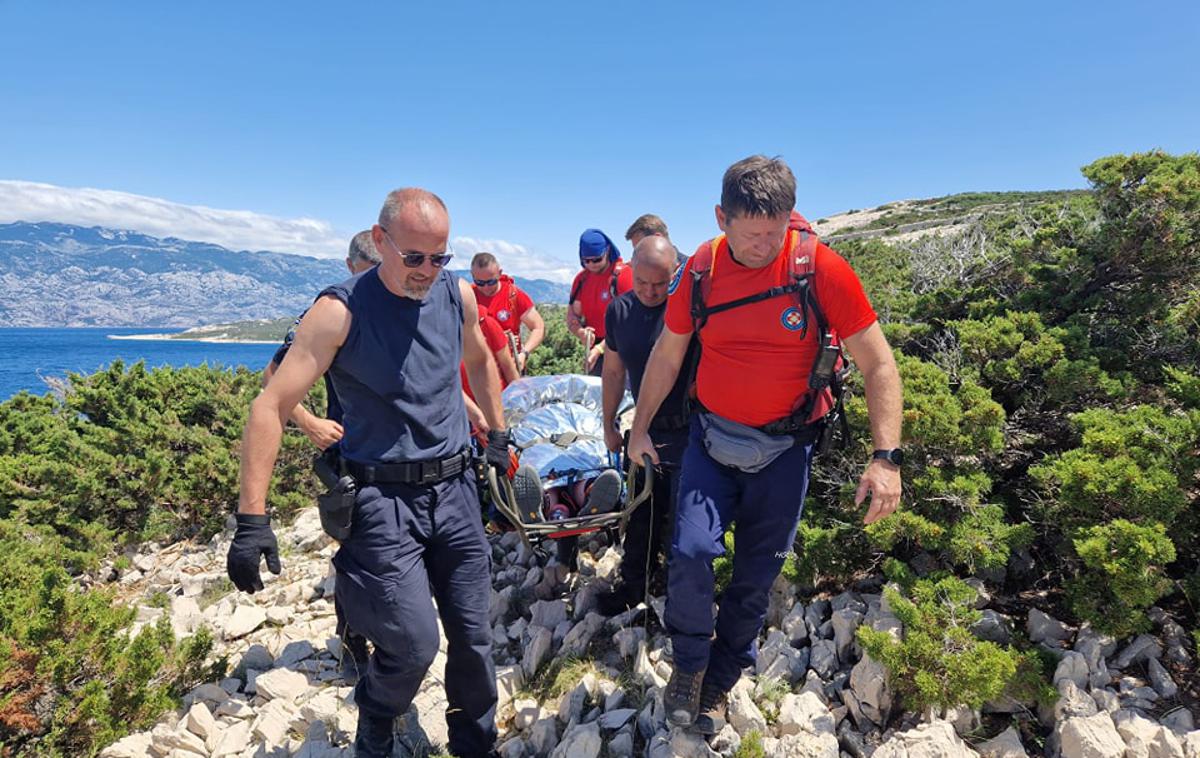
left=0, top=222, right=570, bottom=327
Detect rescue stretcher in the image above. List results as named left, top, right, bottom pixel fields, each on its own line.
left=485, top=374, right=654, bottom=549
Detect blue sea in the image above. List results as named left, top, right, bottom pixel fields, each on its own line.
left=0, top=328, right=280, bottom=400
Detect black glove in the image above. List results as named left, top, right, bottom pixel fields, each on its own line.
left=485, top=428, right=512, bottom=471
left=226, top=513, right=281, bottom=593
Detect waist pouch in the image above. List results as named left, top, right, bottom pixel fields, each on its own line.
left=313, top=451, right=357, bottom=541
left=698, top=412, right=796, bottom=473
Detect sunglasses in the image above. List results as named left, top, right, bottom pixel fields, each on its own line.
left=379, top=226, right=454, bottom=268
left=581, top=256, right=606, bottom=265
left=473, top=277, right=499, bottom=287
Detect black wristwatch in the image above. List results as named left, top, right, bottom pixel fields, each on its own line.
left=872, top=448, right=905, bottom=467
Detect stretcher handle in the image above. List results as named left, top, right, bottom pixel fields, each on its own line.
left=618, top=454, right=655, bottom=539
left=487, top=464, right=532, bottom=550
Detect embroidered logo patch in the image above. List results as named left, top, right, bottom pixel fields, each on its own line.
left=666, top=264, right=685, bottom=295
left=781, top=306, right=806, bottom=331
left=601, top=290, right=611, bottom=301
left=496, top=308, right=511, bottom=322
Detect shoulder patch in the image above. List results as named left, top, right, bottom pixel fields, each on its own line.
left=667, top=264, right=685, bottom=295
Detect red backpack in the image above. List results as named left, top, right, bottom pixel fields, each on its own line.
left=687, top=216, right=848, bottom=450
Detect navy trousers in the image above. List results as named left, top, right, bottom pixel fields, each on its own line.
left=332, top=472, right=497, bottom=757
left=665, top=417, right=813, bottom=695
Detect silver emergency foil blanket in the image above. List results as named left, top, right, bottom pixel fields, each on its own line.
left=501, top=375, right=632, bottom=488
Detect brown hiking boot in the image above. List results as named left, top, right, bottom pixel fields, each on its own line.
left=664, top=666, right=706, bottom=727
left=692, top=680, right=729, bottom=735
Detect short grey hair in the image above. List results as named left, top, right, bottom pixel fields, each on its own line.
left=378, top=187, right=448, bottom=228
left=348, top=230, right=381, bottom=265
left=720, top=155, right=796, bottom=219
left=631, top=235, right=676, bottom=272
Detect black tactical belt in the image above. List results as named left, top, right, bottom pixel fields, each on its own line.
left=345, top=448, right=472, bottom=486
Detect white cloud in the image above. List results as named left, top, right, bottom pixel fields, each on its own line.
left=0, top=179, right=577, bottom=282
left=0, top=180, right=348, bottom=258
left=450, top=236, right=576, bottom=284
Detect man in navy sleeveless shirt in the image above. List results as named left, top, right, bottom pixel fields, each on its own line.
left=227, top=189, right=509, bottom=758
left=598, top=235, right=696, bottom=614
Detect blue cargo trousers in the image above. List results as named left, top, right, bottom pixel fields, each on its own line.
left=332, top=472, right=497, bottom=757
left=665, top=417, right=814, bottom=695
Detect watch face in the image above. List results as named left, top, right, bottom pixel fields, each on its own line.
left=875, top=449, right=904, bottom=466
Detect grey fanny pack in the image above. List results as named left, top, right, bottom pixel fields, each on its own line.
left=698, top=412, right=796, bottom=473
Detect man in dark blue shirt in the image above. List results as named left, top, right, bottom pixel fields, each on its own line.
left=598, top=235, right=696, bottom=614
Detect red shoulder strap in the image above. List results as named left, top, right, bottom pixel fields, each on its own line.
left=788, top=228, right=819, bottom=279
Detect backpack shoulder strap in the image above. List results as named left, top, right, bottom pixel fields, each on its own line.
left=569, top=273, right=585, bottom=304
left=610, top=261, right=626, bottom=297
left=689, top=238, right=719, bottom=329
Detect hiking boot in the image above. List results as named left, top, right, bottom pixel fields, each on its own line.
left=512, top=465, right=545, bottom=524
left=692, top=680, right=729, bottom=736
left=664, top=666, right=705, bottom=727
left=579, top=469, right=622, bottom=516
left=353, top=710, right=395, bottom=757
left=595, top=581, right=645, bottom=617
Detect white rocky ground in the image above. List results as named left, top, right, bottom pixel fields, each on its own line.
left=98, top=510, right=1199, bottom=758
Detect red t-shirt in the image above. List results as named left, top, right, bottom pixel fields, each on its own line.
left=664, top=235, right=877, bottom=427
left=473, top=276, right=533, bottom=337
left=461, top=305, right=511, bottom=402
left=570, top=260, right=634, bottom=339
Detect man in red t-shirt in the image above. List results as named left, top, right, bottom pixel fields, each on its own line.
left=628, top=156, right=903, bottom=733
left=461, top=304, right=519, bottom=432
left=470, top=252, right=545, bottom=374
left=566, top=228, right=634, bottom=376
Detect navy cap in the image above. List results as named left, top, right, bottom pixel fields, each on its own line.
left=579, top=228, right=620, bottom=264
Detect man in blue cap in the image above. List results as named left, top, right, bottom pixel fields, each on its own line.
left=566, top=228, right=633, bottom=376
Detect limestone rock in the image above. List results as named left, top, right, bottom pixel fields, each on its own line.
left=727, top=679, right=768, bottom=736
left=775, top=730, right=840, bottom=758
left=809, top=638, right=839, bottom=679
left=529, top=599, right=569, bottom=630
left=598, top=708, right=637, bottom=730
left=1148, top=657, right=1179, bottom=699
left=549, top=720, right=601, bottom=758
left=874, top=719, right=979, bottom=758
left=223, top=605, right=268, bottom=640
left=253, top=668, right=309, bottom=702
left=558, top=612, right=604, bottom=659
left=528, top=716, right=559, bottom=757
left=777, top=691, right=836, bottom=738
left=182, top=702, right=218, bottom=740
left=1027, top=609, right=1071, bottom=645
left=1058, top=712, right=1126, bottom=758
left=1055, top=651, right=1091, bottom=690
left=523, top=626, right=553, bottom=680
left=977, top=726, right=1029, bottom=758
left=1113, top=634, right=1163, bottom=669
left=850, top=653, right=892, bottom=727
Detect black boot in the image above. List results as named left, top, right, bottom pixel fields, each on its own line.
left=692, top=679, right=729, bottom=736
left=664, top=666, right=705, bottom=727
left=595, top=581, right=644, bottom=617
left=354, top=709, right=395, bottom=757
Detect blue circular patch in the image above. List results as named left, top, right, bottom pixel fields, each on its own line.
left=780, top=306, right=806, bottom=331
left=666, top=264, right=685, bottom=295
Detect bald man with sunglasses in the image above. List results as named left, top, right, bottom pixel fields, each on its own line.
left=227, top=188, right=509, bottom=758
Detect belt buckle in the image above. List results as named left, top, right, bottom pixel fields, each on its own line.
left=418, top=461, right=440, bottom=485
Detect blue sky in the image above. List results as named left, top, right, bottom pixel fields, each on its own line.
left=1, top=1, right=1197, bottom=280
